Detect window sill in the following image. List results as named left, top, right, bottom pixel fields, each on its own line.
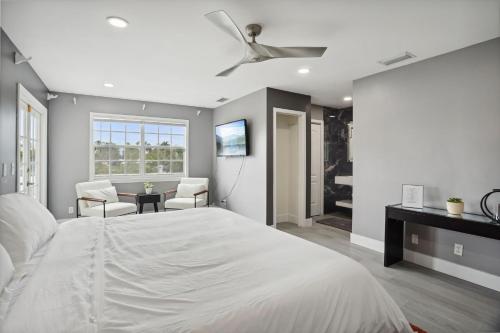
left=91, top=174, right=185, bottom=183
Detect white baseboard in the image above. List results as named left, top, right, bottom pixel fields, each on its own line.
left=300, top=217, right=312, bottom=227
left=277, top=214, right=288, bottom=223
left=404, top=249, right=500, bottom=293
left=349, top=233, right=500, bottom=292
left=350, top=233, right=384, bottom=253
left=277, top=213, right=298, bottom=224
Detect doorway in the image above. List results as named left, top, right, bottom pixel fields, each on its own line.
left=17, top=84, right=48, bottom=206
left=310, top=120, right=324, bottom=216
left=273, top=108, right=306, bottom=228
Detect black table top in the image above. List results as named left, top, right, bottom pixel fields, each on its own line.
left=137, top=192, right=161, bottom=197
left=388, top=204, right=498, bottom=225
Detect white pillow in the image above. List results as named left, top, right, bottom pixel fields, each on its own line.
left=0, top=193, right=57, bottom=266
left=0, top=243, right=14, bottom=293
left=84, top=186, right=119, bottom=207
left=175, top=184, right=205, bottom=199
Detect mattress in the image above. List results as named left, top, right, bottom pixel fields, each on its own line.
left=1, top=208, right=412, bottom=333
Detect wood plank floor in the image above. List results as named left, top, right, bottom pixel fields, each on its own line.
left=277, top=222, right=500, bottom=333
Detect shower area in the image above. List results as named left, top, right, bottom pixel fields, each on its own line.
left=316, top=106, right=353, bottom=232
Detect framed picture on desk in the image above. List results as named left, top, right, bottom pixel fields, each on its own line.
left=401, top=184, right=424, bottom=208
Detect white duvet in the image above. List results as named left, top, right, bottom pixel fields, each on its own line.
left=2, top=208, right=412, bottom=333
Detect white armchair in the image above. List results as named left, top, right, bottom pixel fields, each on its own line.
left=75, top=180, right=137, bottom=218
left=164, top=177, right=209, bottom=210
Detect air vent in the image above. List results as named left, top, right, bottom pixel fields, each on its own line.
left=378, top=52, right=416, bottom=66
left=216, top=97, right=229, bottom=103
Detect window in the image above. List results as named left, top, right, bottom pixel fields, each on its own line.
left=90, top=113, right=188, bottom=182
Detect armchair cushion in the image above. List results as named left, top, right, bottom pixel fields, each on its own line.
left=165, top=198, right=205, bottom=210
left=80, top=202, right=137, bottom=218
left=76, top=180, right=113, bottom=213
left=175, top=184, right=205, bottom=199
left=84, top=186, right=119, bottom=207
left=179, top=178, right=209, bottom=202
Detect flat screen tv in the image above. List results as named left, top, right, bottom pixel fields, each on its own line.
left=216, top=119, right=249, bottom=157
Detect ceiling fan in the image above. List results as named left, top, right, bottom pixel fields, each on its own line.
left=205, top=10, right=327, bottom=77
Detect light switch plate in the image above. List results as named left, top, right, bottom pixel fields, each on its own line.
left=454, top=243, right=463, bottom=256
left=2, top=163, right=6, bottom=177
left=11, top=162, right=15, bottom=176
left=68, top=206, right=74, bottom=215
left=411, top=234, right=419, bottom=245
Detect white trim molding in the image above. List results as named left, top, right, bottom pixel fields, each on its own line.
left=310, top=119, right=325, bottom=216
left=350, top=233, right=385, bottom=253
left=350, top=233, right=500, bottom=292
left=404, top=249, right=500, bottom=293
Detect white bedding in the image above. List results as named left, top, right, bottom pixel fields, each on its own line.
left=1, top=208, right=412, bottom=333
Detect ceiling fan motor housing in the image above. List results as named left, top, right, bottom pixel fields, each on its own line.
left=246, top=24, right=262, bottom=42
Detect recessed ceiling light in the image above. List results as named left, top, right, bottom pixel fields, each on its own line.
left=297, top=68, right=310, bottom=74
left=104, top=82, right=114, bottom=88
left=106, top=16, right=128, bottom=28
left=343, top=96, right=352, bottom=101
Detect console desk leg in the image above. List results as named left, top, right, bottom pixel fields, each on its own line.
left=384, top=216, right=404, bottom=267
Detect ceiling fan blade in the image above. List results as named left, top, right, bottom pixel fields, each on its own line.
left=253, top=44, right=327, bottom=58
left=205, top=10, right=247, bottom=44
left=216, top=63, right=243, bottom=77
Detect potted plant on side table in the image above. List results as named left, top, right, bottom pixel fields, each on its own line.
left=144, top=182, right=154, bottom=195
left=447, top=197, right=464, bottom=215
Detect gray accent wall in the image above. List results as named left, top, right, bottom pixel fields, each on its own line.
left=0, top=29, right=48, bottom=195
left=353, top=38, right=500, bottom=275
left=48, top=93, right=212, bottom=218
left=212, top=88, right=268, bottom=223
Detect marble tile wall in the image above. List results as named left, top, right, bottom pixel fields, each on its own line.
left=323, top=107, right=353, bottom=213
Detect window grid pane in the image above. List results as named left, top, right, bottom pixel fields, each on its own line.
left=92, top=118, right=186, bottom=178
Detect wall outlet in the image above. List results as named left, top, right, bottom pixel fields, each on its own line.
left=411, top=234, right=419, bottom=245
left=219, top=200, right=227, bottom=209
left=68, top=206, right=74, bottom=215
left=454, top=243, right=463, bottom=256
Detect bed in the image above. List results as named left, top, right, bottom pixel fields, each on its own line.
left=1, top=204, right=412, bottom=332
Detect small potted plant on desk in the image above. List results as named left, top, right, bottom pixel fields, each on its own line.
left=447, top=197, right=464, bottom=215
left=144, top=182, right=154, bottom=195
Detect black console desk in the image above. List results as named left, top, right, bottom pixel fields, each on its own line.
left=384, top=204, right=500, bottom=267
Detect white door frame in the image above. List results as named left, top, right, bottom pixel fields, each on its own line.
left=273, top=107, right=307, bottom=228
left=311, top=119, right=324, bottom=216
left=17, top=84, right=48, bottom=206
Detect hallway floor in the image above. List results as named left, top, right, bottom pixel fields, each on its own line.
left=314, top=211, right=352, bottom=232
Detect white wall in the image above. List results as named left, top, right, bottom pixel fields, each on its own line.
left=353, top=38, right=500, bottom=275
left=276, top=114, right=298, bottom=224
left=213, top=89, right=267, bottom=223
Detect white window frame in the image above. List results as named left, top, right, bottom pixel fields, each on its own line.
left=89, top=112, right=189, bottom=183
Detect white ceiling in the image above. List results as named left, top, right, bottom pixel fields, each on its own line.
left=2, top=0, right=500, bottom=108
